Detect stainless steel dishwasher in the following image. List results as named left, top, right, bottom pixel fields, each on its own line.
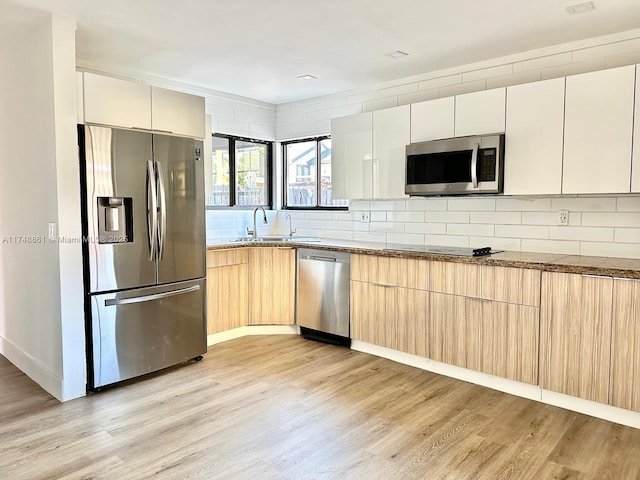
left=297, top=248, right=350, bottom=346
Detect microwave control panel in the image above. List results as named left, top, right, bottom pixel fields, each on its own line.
left=478, top=148, right=497, bottom=182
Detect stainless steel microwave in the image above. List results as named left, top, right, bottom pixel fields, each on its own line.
left=405, top=134, right=504, bottom=195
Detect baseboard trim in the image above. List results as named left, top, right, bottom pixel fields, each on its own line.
left=351, top=340, right=640, bottom=429
left=0, top=336, right=63, bottom=401
left=207, top=325, right=300, bottom=346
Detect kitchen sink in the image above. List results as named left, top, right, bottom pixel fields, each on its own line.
left=230, top=236, right=321, bottom=243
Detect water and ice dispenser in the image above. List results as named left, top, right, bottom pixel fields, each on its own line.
left=97, top=197, right=133, bottom=244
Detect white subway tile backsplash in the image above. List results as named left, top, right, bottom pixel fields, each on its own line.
left=512, top=52, right=573, bottom=73
left=522, top=212, right=556, bottom=225
left=406, top=198, right=448, bottom=211
left=426, top=235, right=470, bottom=248
left=388, top=233, right=426, bottom=245
left=470, top=212, right=521, bottom=225
left=486, top=70, right=542, bottom=89
left=370, top=200, right=406, bottom=211
left=582, top=213, right=640, bottom=228
left=370, top=211, right=387, bottom=222
left=380, top=83, right=418, bottom=98
left=549, top=226, right=614, bottom=242
left=418, top=74, right=463, bottom=91
left=541, top=58, right=606, bottom=80
left=363, top=97, right=398, bottom=112
left=424, top=211, right=470, bottom=223
left=303, top=109, right=331, bottom=123
left=397, top=88, right=440, bottom=106
left=353, top=232, right=388, bottom=243
left=497, top=197, right=552, bottom=211
left=580, top=242, right=640, bottom=259
left=462, top=64, right=513, bottom=83
left=615, top=228, right=640, bottom=243
left=347, top=91, right=379, bottom=105
left=617, top=197, right=640, bottom=212
left=439, top=79, right=487, bottom=97
left=330, top=104, right=364, bottom=118
left=369, top=222, right=405, bottom=233
left=448, top=198, right=496, bottom=211
left=405, top=223, right=447, bottom=235
left=471, top=236, right=521, bottom=251
left=551, top=197, right=617, bottom=212
left=386, top=211, right=425, bottom=223
left=571, top=38, right=640, bottom=63
left=447, top=223, right=495, bottom=237
left=521, top=239, right=581, bottom=255
left=495, top=225, right=549, bottom=239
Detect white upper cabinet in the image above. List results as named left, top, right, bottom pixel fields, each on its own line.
left=151, top=86, right=206, bottom=139
left=331, top=112, right=373, bottom=199
left=632, top=64, right=640, bottom=193
left=454, top=87, right=506, bottom=137
left=373, top=105, right=410, bottom=199
left=504, top=78, right=565, bottom=195
left=410, top=97, right=455, bottom=143
left=563, top=65, right=635, bottom=194
left=82, top=72, right=152, bottom=130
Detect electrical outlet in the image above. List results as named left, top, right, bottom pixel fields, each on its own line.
left=558, top=209, right=569, bottom=226
left=360, top=211, right=370, bottom=223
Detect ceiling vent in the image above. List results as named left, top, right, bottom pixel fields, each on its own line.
left=566, top=1, right=595, bottom=15
left=385, top=51, right=409, bottom=59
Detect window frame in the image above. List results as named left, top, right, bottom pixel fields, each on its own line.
left=282, top=135, right=347, bottom=211
left=208, top=133, right=273, bottom=210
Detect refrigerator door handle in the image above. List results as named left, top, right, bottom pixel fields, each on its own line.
left=156, top=161, right=167, bottom=260
left=146, top=160, right=158, bottom=261
left=104, top=284, right=201, bottom=307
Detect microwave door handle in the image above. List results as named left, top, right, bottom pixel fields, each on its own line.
left=471, top=143, right=479, bottom=188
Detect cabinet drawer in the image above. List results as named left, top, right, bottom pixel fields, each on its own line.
left=481, top=266, right=541, bottom=306
left=206, top=249, right=248, bottom=268
left=351, top=254, right=429, bottom=290
left=429, top=261, right=481, bottom=298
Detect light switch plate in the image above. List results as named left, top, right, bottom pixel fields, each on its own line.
left=360, top=212, right=370, bottom=223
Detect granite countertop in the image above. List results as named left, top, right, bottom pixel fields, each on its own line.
left=207, top=238, right=640, bottom=280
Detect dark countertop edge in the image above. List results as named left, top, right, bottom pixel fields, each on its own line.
left=206, top=241, right=640, bottom=280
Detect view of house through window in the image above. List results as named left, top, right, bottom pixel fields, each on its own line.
left=284, top=137, right=347, bottom=208
left=209, top=134, right=271, bottom=207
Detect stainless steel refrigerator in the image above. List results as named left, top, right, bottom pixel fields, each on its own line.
left=79, top=125, right=206, bottom=390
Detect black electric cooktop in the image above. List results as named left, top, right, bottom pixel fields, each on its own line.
left=383, top=244, right=503, bottom=257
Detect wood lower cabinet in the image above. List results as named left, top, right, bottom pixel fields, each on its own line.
left=610, top=278, right=640, bottom=412
left=351, top=281, right=428, bottom=356
left=248, top=247, right=295, bottom=325
left=429, top=293, right=481, bottom=370
left=206, top=249, right=248, bottom=335
left=540, top=272, right=613, bottom=404
left=350, top=255, right=429, bottom=356
left=480, top=302, right=539, bottom=384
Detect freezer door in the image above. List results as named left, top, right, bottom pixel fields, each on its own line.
left=87, top=279, right=206, bottom=388
left=83, top=125, right=157, bottom=293
left=153, top=135, right=206, bottom=284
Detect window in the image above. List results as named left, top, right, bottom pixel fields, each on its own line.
left=209, top=134, right=272, bottom=208
left=283, top=137, right=347, bottom=209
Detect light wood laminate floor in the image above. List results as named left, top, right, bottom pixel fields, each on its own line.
left=2, top=335, right=640, bottom=479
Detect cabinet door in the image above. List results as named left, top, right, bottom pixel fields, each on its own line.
left=454, top=87, right=506, bottom=137
left=539, top=272, right=613, bottom=403
left=397, top=287, right=429, bottom=357
left=350, top=281, right=395, bottom=348
left=430, top=292, right=481, bottom=370
left=480, top=302, right=539, bottom=385
left=610, top=278, right=640, bottom=412
left=151, top=86, right=206, bottom=139
left=82, top=73, right=151, bottom=130
left=206, top=249, right=249, bottom=334
left=632, top=65, right=640, bottom=192
left=562, top=65, right=635, bottom=194
left=410, top=97, right=455, bottom=143
left=504, top=78, right=565, bottom=195
left=372, top=105, right=410, bottom=199
left=350, top=254, right=429, bottom=291
left=248, top=248, right=295, bottom=325
left=330, top=112, right=373, bottom=199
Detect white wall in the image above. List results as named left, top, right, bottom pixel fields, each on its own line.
left=0, top=12, right=84, bottom=401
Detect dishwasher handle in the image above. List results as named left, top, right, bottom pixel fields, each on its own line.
left=309, top=255, right=337, bottom=262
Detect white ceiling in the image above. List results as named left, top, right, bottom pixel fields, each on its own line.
left=3, top=0, right=640, bottom=104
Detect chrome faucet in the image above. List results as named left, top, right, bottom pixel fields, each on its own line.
left=247, top=206, right=267, bottom=238
left=286, top=214, right=296, bottom=238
